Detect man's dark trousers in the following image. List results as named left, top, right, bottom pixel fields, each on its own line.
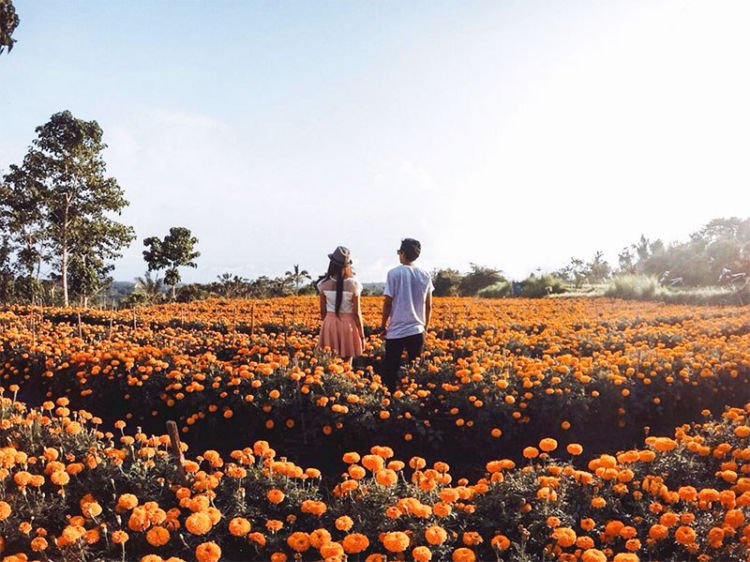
left=382, top=333, right=424, bottom=391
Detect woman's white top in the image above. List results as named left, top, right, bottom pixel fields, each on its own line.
left=317, top=277, right=363, bottom=313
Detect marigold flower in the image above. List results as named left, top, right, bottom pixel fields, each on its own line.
left=0, top=501, right=11, bottom=521
left=111, top=530, right=129, bottom=544
left=146, top=526, right=170, bottom=547
left=342, top=533, right=369, bottom=554
left=382, top=531, right=409, bottom=552
left=425, top=525, right=448, bottom=545
left=675, top=525, right=696, bottom=545
left=185, top=512, right=212, bottom=535
left=539, top=438, right=558, bottom=452
left=320, top=541, right=345, bottom=558
left=195, top=541, right=221, bottom=562
left=267, top=488, right=285, bottom=504
left=452, top=547, right=476, bottom=562
left=581, top=550, right=607, bottom=562
left=487, top=534, right=509, bottom=550
left=228, top=517, right=251, bottom=537
left=335, top=515, right=353, bottom=531
left=287, top=531, right=311, bottom=552
left=413, top=545, right=433, bottom=561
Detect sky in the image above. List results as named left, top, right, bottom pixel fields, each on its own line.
left=2, top=0, right=750, bottom=283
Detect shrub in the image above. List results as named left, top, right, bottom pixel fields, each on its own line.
left=605, top=274, right=658, bottom=300
left=477, top=281, right=511, bottom=298
left=519, top=274, right=567, bottom=298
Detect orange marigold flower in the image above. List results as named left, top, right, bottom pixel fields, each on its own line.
left=185, top=512, right=213, bottom=535
left=552, top=527, right=576, bottom=548
left=228, top=517, right=251, bottom=537
left=0, top=501, right=11, bottom=521
left=335, top=515, right=353, bottom=532
left=342, top=452, right=360, bottom=464
left=117, top=493, right=139, bottom=511
left=195, top=541, right=222, bottom=562
left=111, top=530, right=129, bottom=544
left=567, top=443, right=584, bottom=455
left=580, top=518, right=596, bottom=531
left=342, top=533, right=369, bottom=554
left=267, top=489, right=285, bottom=504
left=300, top=500, right=327, bottom=516
left=675, top=526, right=696, bottom=545
left=491, top=534, right=510, bottom=551
left=146, top=526, right=170, bottom=547
left=375, top=468, right=398, bottom=486
left=649, top=524, right=669, bottom=540
left=425, top=525, right=448, bottom=545
left=31, top=536, right=48, bottom=551
left=539, top=438, right=558, bottom=452
left=382, top=531, right=410, bottom=552
left=452, top=547, right=476, bottom=562
left=309, top=528, right=332, bottom=549
left=581, top=550, right=607, bottom=562
left=320, top=541, right=345, bottom=558
left=613, top=554, right=640, bottom=562
left=413, top=545, right=433, bottom=562
left=287, top=531, right=311, bottom=552
left=523, top=447, right=539, bottom=459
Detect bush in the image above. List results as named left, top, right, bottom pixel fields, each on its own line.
left=605, top=274, right=658, bottom=299
left=477, top=281, right=511, bottom=298
left=519, top=274, right=567, bottom=298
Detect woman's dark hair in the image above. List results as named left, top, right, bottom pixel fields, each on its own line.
left=317, top=261, right=345, bottom=315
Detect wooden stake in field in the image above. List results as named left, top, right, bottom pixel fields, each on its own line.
left=250, top=303, right=255, bottom=336
left=166, top=420, right=187, bottom=484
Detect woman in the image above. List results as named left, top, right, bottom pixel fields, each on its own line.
left=317, top=246, right=365, bottom=363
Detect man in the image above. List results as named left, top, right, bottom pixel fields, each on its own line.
left=380, top=238, right=433, bottom=392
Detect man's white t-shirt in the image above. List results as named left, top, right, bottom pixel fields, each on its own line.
left=384, top=264, right=434, bottom=339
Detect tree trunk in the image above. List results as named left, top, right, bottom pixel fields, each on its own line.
left=62, top=194, right=72, bottom=307
left=171, top=283, right=176, bottom=301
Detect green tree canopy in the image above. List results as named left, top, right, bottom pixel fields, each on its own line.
left=0, top=0, right=19, bottom=55
left=2, top=110, right=135, bottom=306
left=143, top=227, right=200, bottom=300
left=459, top=264, right=505, bottom=296
left=432, top=268, right=462, bottom=297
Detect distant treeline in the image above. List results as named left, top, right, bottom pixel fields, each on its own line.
left=1, top=109, right=748, bottom=307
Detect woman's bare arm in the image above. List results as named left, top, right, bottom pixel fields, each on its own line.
left=319, top=291, right=327, bottom=320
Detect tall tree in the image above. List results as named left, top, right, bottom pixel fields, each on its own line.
left=9, top=111, right=135, bottom=306
left=284, top=264, right=310, bottom=295
left=143, top=227, right=200, bottom=300
left=0, top=0, right=19, bottom=55
left=0, top=165, right=47, bottom=302
left=585, top=251, right=611, bottom=283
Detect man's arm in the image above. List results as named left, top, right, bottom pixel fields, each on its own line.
left=424, top=290, right=432, bottom=330
left=381, top=295, right=393, bottom=330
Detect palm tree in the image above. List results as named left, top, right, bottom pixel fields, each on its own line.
left=284, top=264, right=311, bottom=295
left=134, top=272, right=165, bottom=305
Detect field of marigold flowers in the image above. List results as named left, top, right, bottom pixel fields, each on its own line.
left=0, top=297, right=748, bottom=561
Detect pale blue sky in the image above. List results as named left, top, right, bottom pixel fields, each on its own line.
left=2, top=1, right=750, bottom=283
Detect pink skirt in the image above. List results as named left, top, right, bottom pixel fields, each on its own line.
left=318, top=313, right=363, bottom=358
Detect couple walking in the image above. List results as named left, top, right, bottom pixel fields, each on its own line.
left=316, top=238, right=434, bottom=392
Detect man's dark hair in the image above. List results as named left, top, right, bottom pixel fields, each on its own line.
left=400, top=238, right=421, bottom=262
